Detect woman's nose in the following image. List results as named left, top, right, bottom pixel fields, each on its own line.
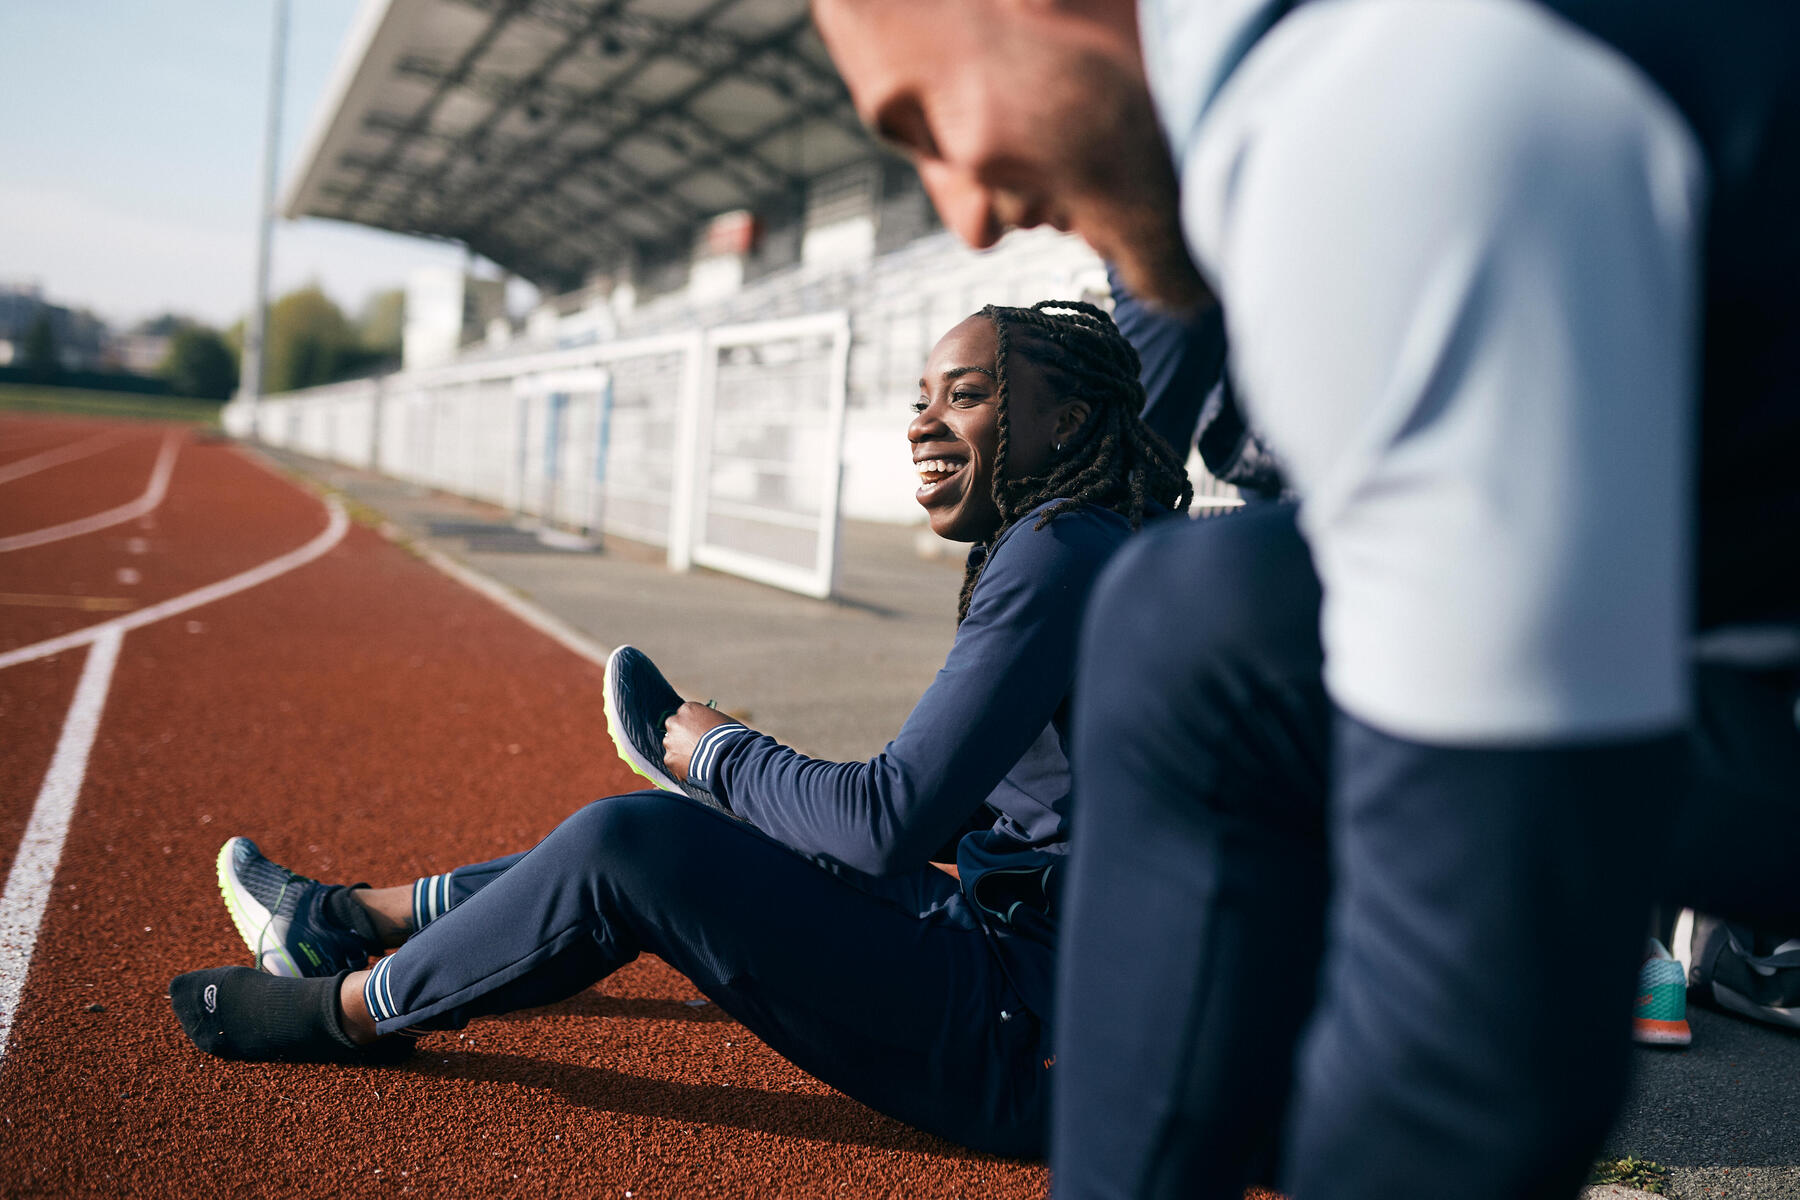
left=908, top=402, right=946, bottom=442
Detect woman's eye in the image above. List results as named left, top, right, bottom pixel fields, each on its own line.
left=952, top=391, right=983, bottom=406
left=910, top=398, right=929, bottom=414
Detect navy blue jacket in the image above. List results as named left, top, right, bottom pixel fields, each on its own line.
left=1106, top=263, right=1288, bottom=499
left=691, top=500, right=1136, bottom=1013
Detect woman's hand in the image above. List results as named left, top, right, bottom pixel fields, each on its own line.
left=662, top=700, right=734, bottom=782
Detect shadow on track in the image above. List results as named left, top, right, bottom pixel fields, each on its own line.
left=403, top=1047, right=1005, bottom=1160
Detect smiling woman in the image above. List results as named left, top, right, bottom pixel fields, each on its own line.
left=168, top=300, right=1190, bottom=1164
left=909, top=300, right=1192, bottom=620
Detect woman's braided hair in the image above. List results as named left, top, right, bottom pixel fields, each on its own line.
left=955, top=298, right=1193, bottom=622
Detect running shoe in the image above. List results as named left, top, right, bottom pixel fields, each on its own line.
left=215, top=837, right=374, bottom=979
left=603, top=644, right=718, bottom=804
left=1633, top=937, right=1693, bottom=1046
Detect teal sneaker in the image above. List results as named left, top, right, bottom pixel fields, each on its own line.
left=1633, top=938, right=1693, bottom=1046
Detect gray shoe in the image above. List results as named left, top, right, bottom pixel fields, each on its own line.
left=215, top=838, right=372, bottom=978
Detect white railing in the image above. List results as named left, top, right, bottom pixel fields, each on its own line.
left=225, top=313, right=852, bottom=599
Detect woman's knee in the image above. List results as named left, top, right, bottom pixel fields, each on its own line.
left=548, top=790, right=696, bottom=878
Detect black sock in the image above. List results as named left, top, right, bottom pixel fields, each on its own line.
left=169, top=967, right=409, bottom=1064
left=322, top=884, right=386, bottom=948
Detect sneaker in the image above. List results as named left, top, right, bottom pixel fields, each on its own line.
left=215, top=837, right=373, bottom=979
left=603, top=645, right=718, bottom=804
left=1633, top=938, right=1693, bottom=1046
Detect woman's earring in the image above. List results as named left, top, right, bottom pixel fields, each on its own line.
left=1053, top=441, right=1064, bottom=453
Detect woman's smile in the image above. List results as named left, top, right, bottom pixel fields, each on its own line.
left=908, top=314, right=1010, bottom=541
left=914, top=453, right=970, bottom=503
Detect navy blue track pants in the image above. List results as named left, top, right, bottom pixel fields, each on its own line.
left=361, top=790, right=1052, bottom=1158
left=1053, top=505, right=1800, bottom=1199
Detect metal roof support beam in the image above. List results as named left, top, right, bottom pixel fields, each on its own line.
left=340, top=0, right=536, bottom=211
left=332, top=152, right=635, bottom=266
left=506, top=0, right=858, bottom=134
left=580, top=89, right=873, bottom=241
left=457, top=9, right=822, bottom=232
left=436, top=0, right=749, bottom=224
left=285, top=0, right=884, bottom=290
left=389, top=0, right=636, bottom=220
left=360, top=96, right=706, bottom=233
left=382, top=60, right=796, bottom=200
left=490, top=185, right=641, bottom=288
left=426, top=0, right=743, bottom=219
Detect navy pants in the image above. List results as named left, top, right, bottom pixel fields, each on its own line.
left=1053, top=505, right=1800, bottom=1199
left=362, top=790, right=1051, bottom=1158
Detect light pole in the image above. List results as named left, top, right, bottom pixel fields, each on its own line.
left=239, top=0, right=289, bottom=426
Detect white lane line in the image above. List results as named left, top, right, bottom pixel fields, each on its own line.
left=0, top=627, right=123, bottom=1062
left=0, top=497, right=349, bottom=671
left=0, top=430, right=131, bottom=487
left=0, top=432, right=179, bottom=554
left=0, top=476, right=350, bottom=1058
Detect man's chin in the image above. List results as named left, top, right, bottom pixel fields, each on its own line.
left=1106, top=240, right=1214, bottom=316
left=1071, top=193, right=1214, bottom=314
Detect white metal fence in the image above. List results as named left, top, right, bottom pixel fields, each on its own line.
left=691, top=313, right=850, bottom=596
left=226, top=313, right=853, bottom=599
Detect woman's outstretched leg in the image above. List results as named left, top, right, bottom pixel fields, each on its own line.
left=216, top=836, right=531, bottom=972
left=179, top=790, right=1050, bottom=1157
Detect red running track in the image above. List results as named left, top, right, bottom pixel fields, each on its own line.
left=0, top=415, right=1055, bottom=1198
left=0, top=414, right=1285, bottom=1200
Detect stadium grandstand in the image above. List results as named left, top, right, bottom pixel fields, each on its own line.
left=228, top=0, right=1237, bottom=597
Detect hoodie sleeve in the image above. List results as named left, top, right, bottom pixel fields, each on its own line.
left=699, top=508, right=1125, bottom=875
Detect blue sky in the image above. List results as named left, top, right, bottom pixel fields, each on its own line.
left=0, top=1, right=494, bottom=328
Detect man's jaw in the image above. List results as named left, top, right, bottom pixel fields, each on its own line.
left=1088, top=215, right=1214, bottom=315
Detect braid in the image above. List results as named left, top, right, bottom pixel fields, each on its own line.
left=956, top=299, right=1193, bottom=622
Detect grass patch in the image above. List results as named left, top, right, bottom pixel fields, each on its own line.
left=0, top=383, right=225, bottom=425
left=1589, top=1155, right=1671, bottom=1194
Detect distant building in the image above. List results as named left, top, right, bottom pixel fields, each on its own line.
left=402, top=268, right=508, bottom=371
left=0, top=281, right=111, bottom=371
left=109, top=332, right=173, bottom=375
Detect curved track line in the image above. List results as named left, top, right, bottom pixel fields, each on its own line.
left=0, top=432, right=179, bottom=553
left=0, top=627, right=122, bottom=1062
left=0, top=497, right=350, bottom=671
left=0, top=430, right=131, bottom=487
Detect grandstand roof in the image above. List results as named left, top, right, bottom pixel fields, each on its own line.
left=284, top=0, right=876, bottom=293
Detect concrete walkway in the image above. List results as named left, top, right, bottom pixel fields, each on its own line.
left=264, top=445, right=1800, bottom=1200
left=1605, top=1008, right=1800, bottom=1199
left=259, top=445, right=966, bottom=764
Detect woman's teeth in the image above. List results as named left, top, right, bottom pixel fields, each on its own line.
left=916, top=459, right=965, bottom=483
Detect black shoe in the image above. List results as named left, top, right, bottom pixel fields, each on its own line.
left=603, top=645, right=718, bottom=805
left=216, top=838, right=374, bottom=978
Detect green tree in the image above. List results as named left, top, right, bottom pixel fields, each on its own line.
left=21, top=312, right=59, bottom=380
left=265, top=284, right=356, bottom=392
left=137, top=313, right=192, bottom=338
left=159, top=325, right=238, bottom=400
left=357, top=288, right=404, bottom=362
